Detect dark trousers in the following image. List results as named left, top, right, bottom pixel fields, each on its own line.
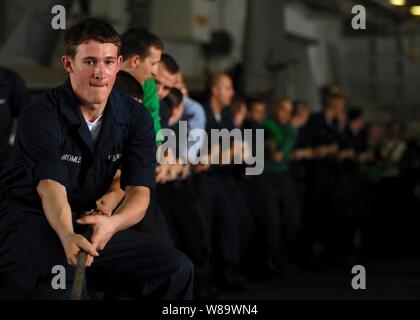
left=229, top=176, right=255, bottom=260
left=156, top=179, right=208, bottom=267
left=0, top=202, right=194, bottom=300
left=131, top=198, right=174, bottom=246
left=193, top=172, right=241, bottom=271
left=304, top=160, right=337, bottom=250
left=330, top=167, right=361, bottom=256
left=260, top=171, right=303, bottom=264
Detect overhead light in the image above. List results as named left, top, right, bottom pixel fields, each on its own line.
left=390, top=0, right=405, bottom=5
left=411, top=6, right=420, bottom=15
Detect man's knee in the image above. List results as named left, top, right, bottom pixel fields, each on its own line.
left=165, top=250, right=194, bottom=299
left=171, top=250, right=194, bottom=279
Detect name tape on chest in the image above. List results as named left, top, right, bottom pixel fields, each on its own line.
left=108, top=153, right=122, bottom=162
left=61, top=154, right=82, bottom=164
left=60, top=153, right=122, bottom=164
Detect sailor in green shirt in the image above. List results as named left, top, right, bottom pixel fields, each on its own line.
left=117, top=28, right=176, bottom=247
left=142, top=77, right=164, bottom=142
left=260, top=98, right=303, bottom=274
left=120, top=28, right=164, bottom=143
left=263, top=100, right=298, bottom=173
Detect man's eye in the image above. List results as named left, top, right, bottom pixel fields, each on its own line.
left=105, top=60, right=115, bottom=65
left=84, top=61, right=95, bottom=66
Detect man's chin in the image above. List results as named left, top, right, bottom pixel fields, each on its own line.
left=89, top=92, right=111, bottom=105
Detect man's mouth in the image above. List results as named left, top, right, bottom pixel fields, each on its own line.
left=90, top=83, right=107, bottom=88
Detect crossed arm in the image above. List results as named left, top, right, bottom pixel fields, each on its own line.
left=37, top=178, right=150, bottom=267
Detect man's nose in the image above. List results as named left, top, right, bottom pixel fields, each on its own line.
left=94, top=63, right=106, bottom=79
left=151, top=65, right=159, bottom=76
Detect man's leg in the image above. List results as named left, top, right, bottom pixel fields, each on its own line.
left=0, top=206, right=193, bottom=300
left=157, top=181, right=208, bottom=266
left=213, top=176, right=241, bottom=269
left=278, top=172, right=303, bottom=248
left=87, top=229, right=194, bottom=300
left=131, top=197, right=174, bottom=246
left=0, top=210, right=80, bottom=299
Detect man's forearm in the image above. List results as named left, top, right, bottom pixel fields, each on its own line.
left=37, top=179, right=74, bottom=243
left=107, top=169, right=124, bottom=196
left=99, top=169, right=125, bottom=211
left=109, top=186, right=150, bottom=232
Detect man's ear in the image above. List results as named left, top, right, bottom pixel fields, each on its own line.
left=211, top=86, right=217, bottom=98
left=116, top=55, right=123, bottom=71
left=129, top=55, right=141, bottom=68
left=61, top=56, right=74, bottom=73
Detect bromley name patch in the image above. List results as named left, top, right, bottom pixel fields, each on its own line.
left=61, top=154, right=81, bottom=164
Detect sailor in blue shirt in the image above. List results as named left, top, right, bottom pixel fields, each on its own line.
left=0, top=18, right=193, bottom=300
left=193, top=73, right=248, bottom=291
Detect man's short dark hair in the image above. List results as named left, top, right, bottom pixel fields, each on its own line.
left=348, top=108, right=364, bottom=122
left=209, top=73, right=231, bottom=88
left=293, top=99, right=310, bottom=116
left=164, top=88, right=183, bottom=112
left=246, top=97, right=265, bottom=112
left=160, top=53, right=180, bottom=75
left=120, top=28, right=164, bottom=60
left=64, top=17, right=121, bottom=58
left=325, top=92, right=346, bottom=109
left=115, top=71, right=144, bottom=101
left=231, top=96, right=246, bottom=114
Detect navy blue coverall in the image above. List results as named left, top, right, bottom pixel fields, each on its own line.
left=0, top=79, right=193, bottom=299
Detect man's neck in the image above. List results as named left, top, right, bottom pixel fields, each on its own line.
left=210, top=97, right=223, bottom=117
left=324, top=108, right=335, bottom=121
left=350, top=123, right=359, bottom=134
left=81, top=104, right=105, bottom=122
left=121, top=62, right=146, bottom=85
